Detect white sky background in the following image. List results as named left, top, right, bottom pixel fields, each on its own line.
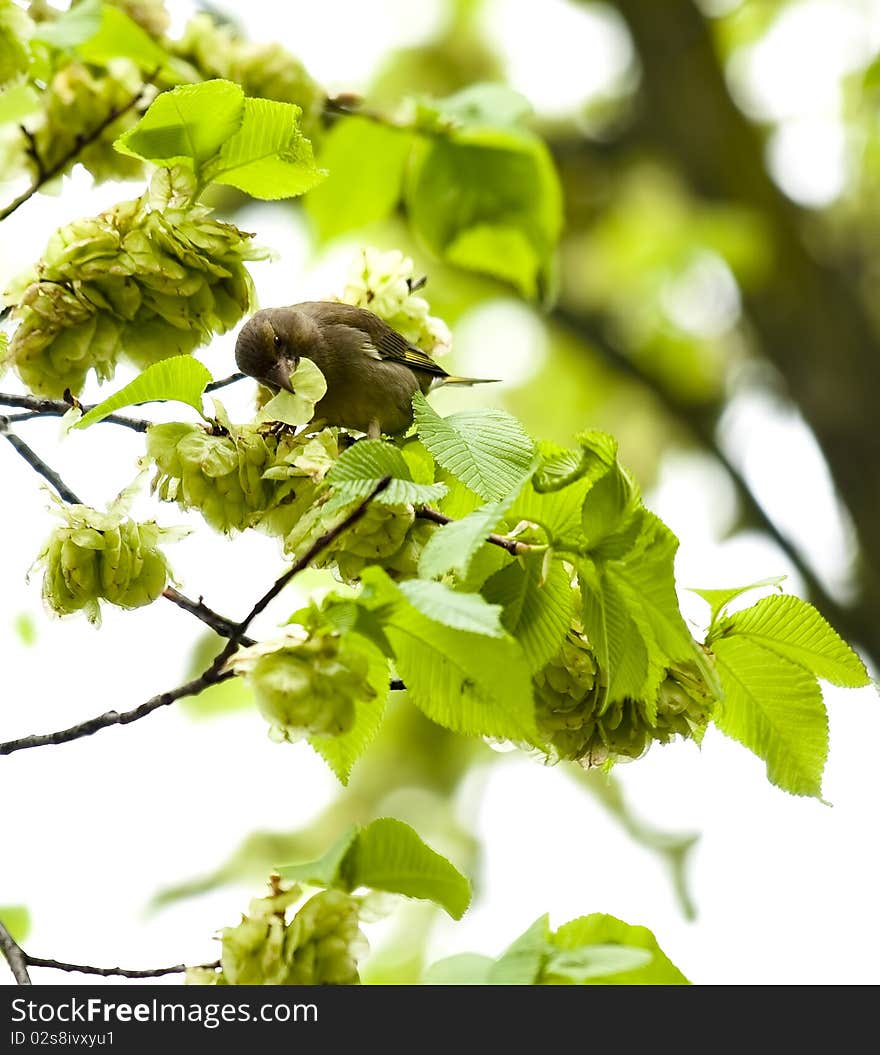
left=1, top=0, right=880, bottom=987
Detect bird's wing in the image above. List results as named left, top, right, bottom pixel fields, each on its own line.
left=295, top=300, right=449, bottom=378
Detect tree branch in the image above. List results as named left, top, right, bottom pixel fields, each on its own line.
left=0, top=83, right=152, bottom=223
left=0, top=478, right=393, bottom=756
left=0, top=921, right=32, bottom=985
left=204, top=372, right=246, bottom=392
left=416, top=506, right=534, bottom=557
left=0, top=392, right=150, bottom=432
left=161, top=587, right=254, bottom=645
left=24, top=955, right=219, bottom=979
left=0, top=417, right=83, bottom=504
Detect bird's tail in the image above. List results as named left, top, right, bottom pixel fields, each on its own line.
left=437, top=375, right=502, bottom=386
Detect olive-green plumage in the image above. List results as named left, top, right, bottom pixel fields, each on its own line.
left=234, top=301, right=498, bottom=436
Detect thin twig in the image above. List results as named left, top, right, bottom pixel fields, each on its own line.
left=161, top=587, right=255, bottom=645
left=0, top=478, right=393, bottom=756
left=0, top=392, right=150, bottom=432
left=416, top=506, right=533, bottom=557
left=205, top=372, right=246, bottom=392
left=0, top=83, right=152, bottom=223
left=24, top=955, right=219, bottom=979
left=0, top=921, right=32, bottom=985
left=0, top=418, right=83, bottom=504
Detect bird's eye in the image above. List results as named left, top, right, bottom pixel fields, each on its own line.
left=273, top=333, right=283, bottom=350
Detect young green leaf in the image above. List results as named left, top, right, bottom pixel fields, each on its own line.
left=277, top=827, right=359, bottom=889
left=343, top=817, right=471, bottom=920
left=417, top=498, right=512, bottom=579
left=714, top=594, right=870, bottom=688
left=115, top=80, right=245, bottom=169
left=413, top=391, right=535, bottom=502
left=74, top=356, right=212, bottom=428
left=550, top=914, right=688, bottom=984
left=308, top=634, right=391, bottom=785
left=421, top=953, right=494, bottom=985
left=305, top=117, right=413, bottom=241
left=712, top=635, right=828, bottom=798
left=360, top=568, right=537, bottom=743
left=487, top=914, right=550, bottom=985
left=689, top=575, right=787, bottom=626
left=75, top=5, right=171, bottom=73
left=483, top=554, right=574, bottom=672
left=326, top=438, right=447, bottom=505
left=413, top=83, right=534, bottom=132
left=0, top=82, right=40, bottom=126
left=405, top=125, right=562, bottom=298
left=532, top=430, right=617, bottom=494
left=204, top=96, right=327, bottom=200
left=399, top=578, right=506, bottom=637
left=30, top=0, right=101, bottom=48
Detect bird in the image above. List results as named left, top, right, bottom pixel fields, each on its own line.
left=234, top=301, right=499, bottom=438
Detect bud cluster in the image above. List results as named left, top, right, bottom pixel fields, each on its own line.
left=3, top=168, right=267, bottom=397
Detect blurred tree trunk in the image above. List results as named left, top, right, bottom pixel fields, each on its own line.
left=605, top=0, right=880, bottom=665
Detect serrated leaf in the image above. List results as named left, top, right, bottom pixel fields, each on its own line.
left=718, top=595, right=870, bottom=688
left=550, top=914, right=689, bottom=985
left=75, top=356, right=211, bottom=428
left=422, top=953, right=493, bottom=985
left=205, top=96, right=326, bottom=200
left=305, top=116, right=413, bottom=241
left=361, top=568, right=536, bottom=743
left=326, top=438, right=447, bottom=506
left=343, top=817, right=471, bottom=919
left=533, top=431, right=617, bottom=493
left=483, top=553, right=574, bottom=671
left=255, top=357, right=327, bottom=427
left=115, top=79, right=244, bottom=169
left=0, top=905, right=30, bottom=944
left=413, top=391, right=535, bottom=502
left=581, top=463, right=639, bottom=549
left=75, top=4, right=170, bottom=72
left=713, top=635, right=828, bottom=798
left=308, top=634, right=390, bottom=784
left=399, top=578, right=505, bottom=637
left=689, top=575, right=787, bottom=625
left=508, top=475, right=593, bottom=548
left=487, top=914, right=550, bottom=985
left=417, top=499, right=512, bottom=580
left=277, top=827, right=359, bottom=889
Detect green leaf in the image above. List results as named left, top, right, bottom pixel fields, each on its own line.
left=716, top=595, right=870, bottom=688
left=277, top=827, right=359, bottom=889
left=115, top=80, right=245, bottom=170
left=399, top=578, right=506, bottom=637
left=0, top=82, right=40, bottom=126
left=75, top=356, right=212, bottom=428
left=0, top=905, right=30, bottom=944
left=550, top=914, right=690, bottom=985
left=305, top=116, right=413, bottom=241
left=417, top=499, right=512, bottom=580
left=486, top=915, right=550, bottom=985
left=205, top=96, right=326, bottom=200
left=326, top=438, right=447, bottom=506
left=75, top=4, right=170, bottom=72
left=543, top=944, right=653, bottom=982
left=31, top=0, right=100, bottom=48
left=343, top=817, right=471, bottom=920
left=414, top=83, right=534, bottom=132
left=712, top=635, right=828, bottom=798
left=361, top=568, right=537, bottom=743
left=255, top=358, right=328, bottom=427
left=413, top=391, right=535, bottom=502
left=308, top=634, right=390, bottom=785
left=581, top=463, right=639, bottom=550
left=483, top=553, right=574, bottom=671
left=422, top=953, right=493, bottom=985
left=532, top=431, right=617, bottom=494
left=508, top=475, right=593, bottom=548
left=689, top=575, right=787, bottom=626
left=405, top=125, right=562, bottom=298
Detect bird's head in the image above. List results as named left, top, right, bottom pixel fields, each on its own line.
left=234, top=307, right=322, bottom=393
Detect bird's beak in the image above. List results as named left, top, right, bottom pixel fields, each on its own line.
left=265, top=357, right=297, bottom=394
